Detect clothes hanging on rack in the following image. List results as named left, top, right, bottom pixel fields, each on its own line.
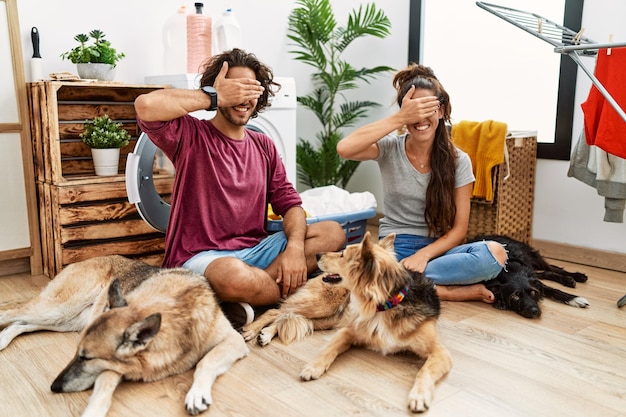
left=581, top=48, right=626, bottom=160
left=568, top=130, right=626, bottom=223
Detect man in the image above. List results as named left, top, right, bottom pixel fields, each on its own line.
left=134, top=49, right=345, bottom=328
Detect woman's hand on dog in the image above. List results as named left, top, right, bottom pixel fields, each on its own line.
left=401, top=252, right=429, bottom=273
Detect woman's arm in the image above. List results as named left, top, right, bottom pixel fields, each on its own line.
left=337, top=86, right=439, bottom=161
left=400, top=183, right=472, bottom=272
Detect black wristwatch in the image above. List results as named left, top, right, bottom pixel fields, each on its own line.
left=200, top=86, right=218, bottom=111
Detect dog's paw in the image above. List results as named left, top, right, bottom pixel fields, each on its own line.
left=300, top=363, right=325, bottom=381
left=240, top=327, right=257, bottom=342
left=257, top=329, right=273, bottom=346
left=185, top=385, right=212, bottom=416
left=572, top=272, right=588, bottom=283
left=408, top=389, right=433, bottom=413
left=568, top=296, right=590, bottom=308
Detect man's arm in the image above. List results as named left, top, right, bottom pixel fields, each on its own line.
left=274, top=206, right=308, bottom=297
left=134, top=62, right=264, bottom=122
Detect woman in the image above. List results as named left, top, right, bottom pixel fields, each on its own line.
left=337, top=63, right=506, bottom=303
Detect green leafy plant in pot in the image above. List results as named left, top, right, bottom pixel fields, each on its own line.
left=61, top=30, right=125, bottom=81
left=81, top=115, right=130, bottom=176
left=287, top=0, right=393, bottom=189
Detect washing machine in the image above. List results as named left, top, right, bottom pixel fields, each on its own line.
left=126, top=75, right=297, bottom=232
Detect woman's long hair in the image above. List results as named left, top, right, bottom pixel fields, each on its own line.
left=393, top=63, right=457, bottom=237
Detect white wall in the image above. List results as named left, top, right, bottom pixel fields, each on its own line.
left=15, top=0, right=625, bottom=255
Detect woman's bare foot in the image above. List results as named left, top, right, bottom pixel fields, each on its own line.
left=435, top=283, right=495, bottom=304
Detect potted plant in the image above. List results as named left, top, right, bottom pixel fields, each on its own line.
left=60, top=30, right=125, bottom=81
left=80, top=115, right=131, bottom=176
left=287, top=0, right=393, bottom=189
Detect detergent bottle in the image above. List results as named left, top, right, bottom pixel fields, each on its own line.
left=186, top=2, right=213, bottom=73
left=215, top=8, right=242, bottom=54
left=162, top=5, right=188, bottom=74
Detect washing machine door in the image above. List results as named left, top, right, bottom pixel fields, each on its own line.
left=125, top=132, right=171, bottom=232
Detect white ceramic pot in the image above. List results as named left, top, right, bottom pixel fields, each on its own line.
left=91, top=148, right=120, bottom=176
left=77, top=63, right=116, bottom=81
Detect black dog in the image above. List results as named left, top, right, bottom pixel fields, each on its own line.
left=470, top=235, right=590, bottom=318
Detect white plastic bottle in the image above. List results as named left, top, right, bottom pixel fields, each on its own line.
left=162, top=5, right=188, bottom=74
left=215, top=8, right=242, bottom=54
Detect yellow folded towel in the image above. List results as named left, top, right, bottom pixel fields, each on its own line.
left=451, top=120, right=508, bottom=202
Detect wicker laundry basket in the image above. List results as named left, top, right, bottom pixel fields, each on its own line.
left=466, top=134, right=537, bottom=244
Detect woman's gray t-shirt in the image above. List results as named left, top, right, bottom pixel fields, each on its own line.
left=376, top=133, right=475, bottom=238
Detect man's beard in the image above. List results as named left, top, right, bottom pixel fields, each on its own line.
left=218, top=107, right=251, bottom=126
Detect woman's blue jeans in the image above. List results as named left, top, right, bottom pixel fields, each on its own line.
left=387, top=234, right=505, bottom=285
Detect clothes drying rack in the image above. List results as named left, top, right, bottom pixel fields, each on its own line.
left=477, top=2, right=626, bottom=308
left=476, top=1, right=626, bottom=124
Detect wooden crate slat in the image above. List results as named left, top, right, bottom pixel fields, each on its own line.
left=60, top=219, right=162, bottom=244
left=58, top=200, right=141, bottom=225
left=57, top=103, right=138, bottom=121
left=61, top=237, right=166, bottom=266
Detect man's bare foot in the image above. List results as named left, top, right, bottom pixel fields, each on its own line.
left=435, top=283, right=495, bottom=304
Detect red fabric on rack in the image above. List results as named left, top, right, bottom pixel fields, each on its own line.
left=581, top=48, right=626, bottom=159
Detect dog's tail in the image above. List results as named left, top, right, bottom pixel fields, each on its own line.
left=275, top=312, right=313, bottom=344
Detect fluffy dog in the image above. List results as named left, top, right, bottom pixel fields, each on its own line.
left=470, top=235, right=590, bottom=318
left=0, top=255, right=248, bottom=417
left=301, top=232, right=452, bottom=413
left=242, top=274, right=350, bottom=346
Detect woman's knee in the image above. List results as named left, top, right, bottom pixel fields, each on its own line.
left=486, top=241, right=508, bottom=266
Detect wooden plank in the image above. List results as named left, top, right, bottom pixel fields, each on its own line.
left=55, top=83, right=162, bottom=101
left=57, top=103, right=138, bottom=121
left=56, top=178, right=172, bottom=204
left=59, top=200, right=141, bottom=225
left=58, top=123, right=139, bottom=140
left=61, top=237, right=166, bottom=266
left=60, top=219, right=162, bottom=244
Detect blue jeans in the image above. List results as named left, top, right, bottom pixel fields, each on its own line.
left=387, top=234, right=505, bottom=285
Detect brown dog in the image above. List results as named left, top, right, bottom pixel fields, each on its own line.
left=246, top=232, right=451, bottom=413
left=0, top=255, right=248, bottom=417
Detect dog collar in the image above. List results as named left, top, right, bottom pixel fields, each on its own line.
left=376, top=285, right=409, bottom=312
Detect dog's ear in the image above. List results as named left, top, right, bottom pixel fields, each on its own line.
left=379, top=233, right=396, bottom=251
left=108, top=279, right=127, bottom=309
left=118, top=313, right=162, bottom=356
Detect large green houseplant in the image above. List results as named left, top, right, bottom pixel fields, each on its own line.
left=287, top=0, right=393, bottom=189
left=61, top=30, right=125, bottom=81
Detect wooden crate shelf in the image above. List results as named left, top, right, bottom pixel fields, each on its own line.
left=28, top=82, right=172, bottom=277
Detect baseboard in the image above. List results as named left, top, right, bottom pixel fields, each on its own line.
left=532, top=239, right=626, bottom=273
left=0, top=257, right=31, bottom=277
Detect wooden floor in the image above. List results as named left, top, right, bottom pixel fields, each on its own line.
left=1, top=260, right=625, bottom=417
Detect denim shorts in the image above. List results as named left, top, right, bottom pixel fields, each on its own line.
left=383, top=233, right=505, bottom=285
left=183, top=232, right=288, bottom=275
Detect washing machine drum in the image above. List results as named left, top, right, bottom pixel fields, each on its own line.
left=125, top=132, right=171, bottom=232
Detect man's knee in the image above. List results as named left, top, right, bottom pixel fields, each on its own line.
left=205, top=257, right=255, bottom=299
left=307, top=220, right=345, bottom=251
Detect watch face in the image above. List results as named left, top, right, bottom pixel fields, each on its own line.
left=202, top=86, right=217, bottom=110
